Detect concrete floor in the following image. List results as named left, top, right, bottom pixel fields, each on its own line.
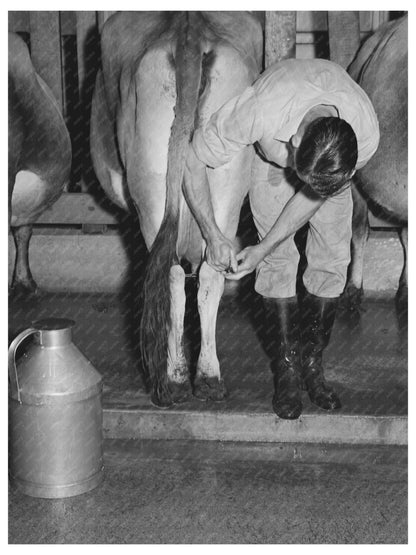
left=8, top=289, right=407, bottom=543
left=9, top=289, right=407, bottom=417
left=9, top=439, right=407, bottom=544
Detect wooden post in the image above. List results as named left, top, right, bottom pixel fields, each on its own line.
left=265, top=11, right=296, bottom=68
left=75, top=12, right=100, bottom=193
left=29, top=11, right=63, bottom=112
left=76, top=11, right=98, bottom=97
left=327, top=12, right=361, bottom=69
left=372, top=11, right=389, bottom=30
left=97, top=11, right=116, bottom=33
left=8, top=11, right=30, bottom=33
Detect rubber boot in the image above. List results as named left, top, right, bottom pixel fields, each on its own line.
left=263, top=297, right=303, bottom=420
left=301, top=292, right=342, bottom=410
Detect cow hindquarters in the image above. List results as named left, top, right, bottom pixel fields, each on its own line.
left=90, top=71, right=130, bottom=211
left=194, top=261, right=227, bottom=401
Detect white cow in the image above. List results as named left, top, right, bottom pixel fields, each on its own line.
left=91, top=12, right=263, bottom=406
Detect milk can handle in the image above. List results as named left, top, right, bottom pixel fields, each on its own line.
left=8, top=328, right=38, bottom=404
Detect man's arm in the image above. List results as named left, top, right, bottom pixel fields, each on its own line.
left=183, top=87, right=262, bottom=271
left=184, top=145, right=238, bottom=272
left=226, top=184, right=326, bottom=280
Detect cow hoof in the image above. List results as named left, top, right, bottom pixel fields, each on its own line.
left=169, top=380, right=193, bottom=404
left=193, top=376, right=228, bottom=402
left=9, top=281, right=40, bottom=300
left=396, top=284, right=408, bottom=312
left=150, top=388, right=175, bottom=409
left=339, top=285, right=364, bottom=315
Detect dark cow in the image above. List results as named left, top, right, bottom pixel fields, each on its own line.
left=90, top=12, right=263, bottom=406
left=9, top=32, right=72, bottom=295
left=343, top=16, right=408, bottom=309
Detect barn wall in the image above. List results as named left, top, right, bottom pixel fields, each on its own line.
left=8, top=231, right=404, bottom=295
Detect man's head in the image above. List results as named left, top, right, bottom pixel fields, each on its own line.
left=293, top=117, right=358, bottom=197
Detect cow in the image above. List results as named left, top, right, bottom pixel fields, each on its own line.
left=9, top=32, right=72, bottom=295
left=342, top=16, right=408, bottom=311
left=90, top=12, right=263, bottom=407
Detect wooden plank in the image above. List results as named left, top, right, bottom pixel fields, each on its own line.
left=265, top=11, right=296, bottom=67
left=76, top=11, right=98, bottom=97
left=372, top=11, right=389, bottom=30
left=60, top=11, right=76, bottom=35
left=75, top=12, right=100, bottom=192
left=35, top=193, right=123, bottom=225
left=297, top=11, right=328, bottom=32
left=29, top=11, right=63, bottom=111
left=359, top=11, right=373, bottom=32
left=368, top=212, right=401, bottom=229
left=328, top=11, right=360, bottom=69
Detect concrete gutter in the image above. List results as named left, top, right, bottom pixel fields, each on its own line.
left=103, top=408, right=407, bottom=446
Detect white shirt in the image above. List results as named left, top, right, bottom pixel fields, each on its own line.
left=193, top=58, right=380, bottom=170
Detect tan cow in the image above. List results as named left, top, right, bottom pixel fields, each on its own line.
left=9, top=32, right=72, bottom=295
left=344, top=16, right=408, bottom=310
left=90, top=12, right=263, bottom=406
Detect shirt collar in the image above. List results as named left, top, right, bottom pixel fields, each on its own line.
left=273, top=103, right=340, bottom=142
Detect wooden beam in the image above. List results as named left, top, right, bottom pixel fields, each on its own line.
left=265, top=11, right=296, bottom=67
left=33, top=193, right=397, bottom=229
left=29, top=11, right=63, bottom=111
left=368, top=213, right=400, bottom=229
left=327, top=11, right=361, bottom=69
left=35, top=193, right=123, bottom=225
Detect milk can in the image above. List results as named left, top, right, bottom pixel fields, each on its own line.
left=8, top=318, right=104, bottom=498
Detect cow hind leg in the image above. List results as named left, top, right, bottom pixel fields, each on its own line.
left=194, top=262, right=227, bottom=401
left=10, top=224, right=38, bottom=297
left=340, top=183, right=369, bottom=314
left=166, top=264, right=193, bottom=403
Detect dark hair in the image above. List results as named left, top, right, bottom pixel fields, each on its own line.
left=295, top=117, right=358, bottom=197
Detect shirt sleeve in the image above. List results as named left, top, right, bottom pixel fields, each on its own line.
left=355, top=117, right=380, bottom=169
left=192, top=86, right=263, bottom=169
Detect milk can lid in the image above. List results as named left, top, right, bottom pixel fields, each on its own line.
left=32, top=318, right=75, bottom=331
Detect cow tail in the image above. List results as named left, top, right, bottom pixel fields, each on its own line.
left=140, top=14, right=204, bottom=406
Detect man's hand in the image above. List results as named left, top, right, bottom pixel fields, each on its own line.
left=206, top=234, right=238, bottom=273
left=224, top=243, right=268, bottom=280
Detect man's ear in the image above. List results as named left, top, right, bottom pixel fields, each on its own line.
left=291, top=132, right=302, bottom=149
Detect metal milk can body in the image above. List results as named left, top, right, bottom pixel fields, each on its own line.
left=9, top=318, right=104, bottom=498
